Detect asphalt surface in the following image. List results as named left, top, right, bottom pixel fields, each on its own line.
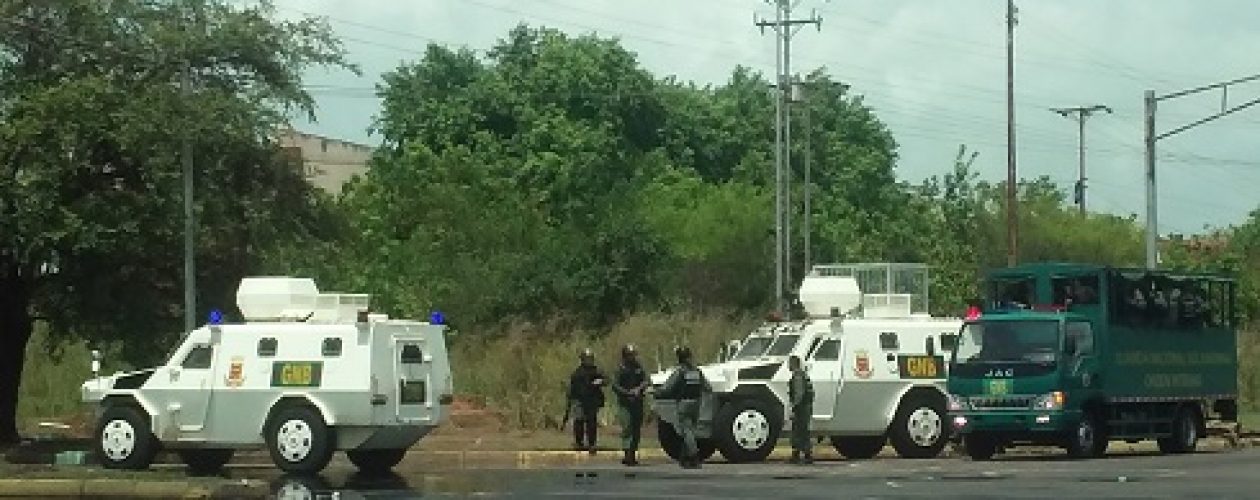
left=254, top=447, right=1260, bottom=499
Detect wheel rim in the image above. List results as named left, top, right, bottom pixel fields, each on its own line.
left=275, top=481, right=314, bottom=500
left=276, top=419, right=314, bottom=463
left=1076, top=419, right=1095, bottom=450
left=731, top=409, right=770, bottom=450
left=100, top=419, right=136, bottom=462
left=907, top=407, right=942, bottom=447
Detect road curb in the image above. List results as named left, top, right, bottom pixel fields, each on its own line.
left=0, top=478, right=268, bottom=498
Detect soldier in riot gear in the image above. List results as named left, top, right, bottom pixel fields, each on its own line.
left=656, top=346, right=712, bottom=469
left=613, top=344, right=649, bottom=466
left=787, top=355, right=815, bottom=464
left=567, top=348, right=606, bottom=455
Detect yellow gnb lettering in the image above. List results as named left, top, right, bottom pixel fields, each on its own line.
left=282, top=364, right=311, bottom=385
left=904, top=357, right=938, bottom=378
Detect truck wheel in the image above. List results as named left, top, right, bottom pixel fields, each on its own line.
left=830, top=435, right=885, bottom=459
left=657, top=417, right=718, bottom=462
left=888, top=393, right=948, bottom=458
left=1065, top=410, right=1107, bottom=458
left=714, top=399, right=781, bottom=463
left=1158, top=406, right=1201, bottom=454
left=963, top=434, right=998, bottom=461
left=346, top=448, right=408, bottom=474
left=266, top=405, right=335, bottom=474
left=178, top=449, right=234, bottom=475
left=95, top=405, right=158, bottom=470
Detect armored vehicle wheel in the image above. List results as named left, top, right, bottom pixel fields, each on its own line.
left=888, top=392, right=948, bottom=458
left=178, top=449, right=234, bottom=475
left=266, top=404, right=335, bottom=474
left=95, top=405, right=158, bottom=470
left=347, top=448, right=408, bottom=474
left=1157, top=406, right=1201, bottom=454
left=830, top=435, right=885, bottom=459
left=962, top=434, right=997, bottom=461
left=1064, top=410, right=1107, bottom=459
left=271, top=474, right=331, bottom=500
left=714, top=399, right=780, bottom=463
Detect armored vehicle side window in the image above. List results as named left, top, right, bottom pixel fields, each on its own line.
left=812, top=340, right=841, bottom=360
left=401, top=344, right=424, bottom=364
left=879, top=332, right=899, bottom=350
left=257, top=338, right=277, bottom=357
left=766, top=334, right=800, bottom=356
left=940, top=333, right=958, bottom=351
left=182, top=345, right=213, bottom=369
left=322, top=337, right=343, bottom=357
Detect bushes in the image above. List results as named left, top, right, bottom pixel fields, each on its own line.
left=450, top=312, right=757, bottom=429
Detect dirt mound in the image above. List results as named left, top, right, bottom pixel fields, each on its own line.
left=449, top=395, right=506, bottom=430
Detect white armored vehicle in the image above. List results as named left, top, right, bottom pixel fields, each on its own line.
left=652, top=263, right=962, bottom=462
left=81, top=277, right=453, bottom=474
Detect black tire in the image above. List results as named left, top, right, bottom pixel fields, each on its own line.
left=94, top=405, right=158, bottom=470
left=265, top=405, right=335, bottom=474
left=346, top=448, right=408, bottom=474
left=657, top=418, right=717, bottom=462
left=963, top=434, right=998, bottom=461
left=1157, top=406, right=1201, bottom=454
left=830, top=435, right=886, bottom=459
left=713, top=399, right=781, bottom=463
left=178, top=449, right=234, bottom=475
left=1065, top=410, right=1107, bottom=459
left=888, top=392, right=949, bottom=459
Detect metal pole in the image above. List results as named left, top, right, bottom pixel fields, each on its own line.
left=181, top=22, right=196, bottom=332
left=1005, top=0, right=1018, bottom=267
left=803, top=92, right=812, bottom=274
left=1144, top=90, right=1158, bottom=269
left=773, top=1, right=784, bottom=312
left=1077, top=114, right=1085, bottom=215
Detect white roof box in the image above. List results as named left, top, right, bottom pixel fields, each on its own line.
left=798, top=274, right=861, bottom=318
left=236, top=277, right=319, bottom=322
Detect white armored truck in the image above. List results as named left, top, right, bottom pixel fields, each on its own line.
left=652, top=263, right=962, bottom=462
left=81, top=277, right=453, bottom=475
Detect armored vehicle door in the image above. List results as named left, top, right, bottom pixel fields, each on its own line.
left=150, top=341, right=217, bottom=433
left=808, top=337, right=844, bottom=420
left=394, top=339, right=432, bottom=423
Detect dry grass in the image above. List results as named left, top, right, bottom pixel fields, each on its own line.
left=449, top=312, right=757, bottom=430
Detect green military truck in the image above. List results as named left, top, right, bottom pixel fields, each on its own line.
left=947, top=263, right=1238, bottom=459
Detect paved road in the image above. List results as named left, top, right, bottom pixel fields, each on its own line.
left=257, top=447, right=1260, bottom=499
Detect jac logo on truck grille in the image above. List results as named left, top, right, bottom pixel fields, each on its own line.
left=270, top=361, right=323, bottom=387
left=897, top=355, right=943, bottom=379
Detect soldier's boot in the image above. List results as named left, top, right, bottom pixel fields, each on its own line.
left=801, top=451, right=814, bottom=465
left=621, top=450, right=633, bottom=466
left=788, top=450, right=801, bottom=465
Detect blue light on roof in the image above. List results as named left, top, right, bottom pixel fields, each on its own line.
left=430, top=311, right=445, bottom=325
left=208, top=309, right=223, bottom=325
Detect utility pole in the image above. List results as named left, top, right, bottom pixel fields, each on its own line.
left=802, top=83, right=812, bottom=275
left=756, top=0, right=820, bottom=312
left=181, top=5, right=196, bottom=332
left=1005, top=0, right=1018, bottom=267
left=1051, top=104, right=1111, bottom=215
left=1142, top=73, right=1260, bottom=269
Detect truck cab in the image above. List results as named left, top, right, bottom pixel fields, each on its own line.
left=82, top=277, right=454, bottom=474
left=948, top=263, right=1238, bottom=460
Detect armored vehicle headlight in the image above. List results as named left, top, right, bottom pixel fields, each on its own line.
left=947, top=394, right=970, bottom=412
left=1032, top=391, right=1065, bottom=410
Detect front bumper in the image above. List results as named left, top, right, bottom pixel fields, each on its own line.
left=951, top=409, right=1081, bottom=440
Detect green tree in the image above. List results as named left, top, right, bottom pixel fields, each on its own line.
left=0, top=0, right=350, bottom=443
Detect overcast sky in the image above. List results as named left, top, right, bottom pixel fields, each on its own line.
left=273, top=0, right=1260, bottom=235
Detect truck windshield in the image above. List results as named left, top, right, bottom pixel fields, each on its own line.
left=734, top=336, right=774, bottom=360
left=954, top=320, right=1060, bottom=364
left=766, top=334, right=800, bottom=356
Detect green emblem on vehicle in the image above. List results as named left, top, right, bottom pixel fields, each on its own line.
left=985, top=378, right=1011, bottom=395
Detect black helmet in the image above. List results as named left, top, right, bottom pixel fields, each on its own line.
left=621, top=344, right=638, bottom=356
left=675, top=346, right=693, bottom=363
left=579, top=348, right=594, bottom=361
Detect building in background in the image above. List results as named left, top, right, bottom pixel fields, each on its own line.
left=278, top=128, right=374, bottom=193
